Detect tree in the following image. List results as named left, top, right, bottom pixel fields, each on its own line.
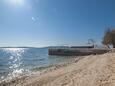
left=110, top=29, right=115, bottom=48
left=102, top=28, right=115, bottom=48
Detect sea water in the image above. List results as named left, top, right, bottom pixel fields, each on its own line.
left=0, top=48, right=73, bottom=80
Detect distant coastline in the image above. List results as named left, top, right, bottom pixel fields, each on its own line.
left=0, top=47, right=44, bottom=48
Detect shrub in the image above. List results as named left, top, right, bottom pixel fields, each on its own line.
left=102, top=28, right=115, bottom=48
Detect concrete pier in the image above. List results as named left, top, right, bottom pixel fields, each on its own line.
left=48, top=46, right=110, bottom=56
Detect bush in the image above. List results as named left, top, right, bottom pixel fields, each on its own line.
left=102, top=28, right=115, bottom=48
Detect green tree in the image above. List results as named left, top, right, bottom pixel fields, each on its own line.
left=102, top=28, right=115, bottom=48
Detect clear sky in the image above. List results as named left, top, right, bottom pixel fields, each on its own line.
left=0, top=0, right=115, bottom=47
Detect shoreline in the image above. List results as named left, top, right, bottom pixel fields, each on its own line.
left=1, top=52, right=115, bottom=86
left=0, top=56, right=84, bottom=85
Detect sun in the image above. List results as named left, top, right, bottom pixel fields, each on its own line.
left=9, top=0, right=24, bottom=6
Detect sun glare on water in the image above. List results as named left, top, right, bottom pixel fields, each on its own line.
left=4, top=48, right=25, bottom=53
left=3, top=48, right=28, bottom=79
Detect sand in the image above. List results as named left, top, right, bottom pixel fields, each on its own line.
left=0, top=52, right=115, bottom=86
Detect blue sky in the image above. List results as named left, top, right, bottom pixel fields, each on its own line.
left=0, top=0, right=115, bottom=47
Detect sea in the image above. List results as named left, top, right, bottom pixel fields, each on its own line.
left=0, top=48, right=74, bottom=81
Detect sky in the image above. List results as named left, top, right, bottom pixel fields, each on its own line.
left=0, top=0, right=115, bottom=47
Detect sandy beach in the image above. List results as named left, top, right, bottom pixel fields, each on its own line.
left=1, top=52, right=115, bottom=86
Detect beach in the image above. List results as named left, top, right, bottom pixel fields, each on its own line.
left=0, top=52, right=115, bottom=86
left=1, top=0, right=115, bottom=86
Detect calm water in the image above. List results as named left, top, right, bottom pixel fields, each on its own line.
left=0, top=48, right=73, bottom=80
